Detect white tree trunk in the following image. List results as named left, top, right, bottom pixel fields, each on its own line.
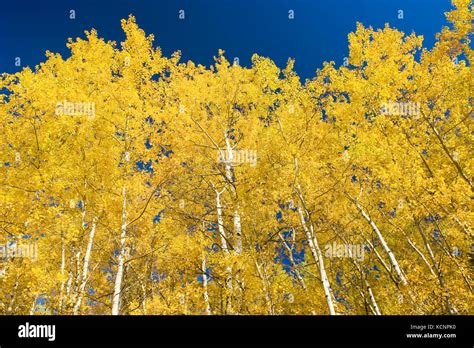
left=407, top=238, right=437, bottom=278
left=233, top=209, right=242, bottom=254
left=213, top=186, right=233, bottom=313
left=64, top=262, right=74, bottom=311
left=355, top=201, right=407, bottom=286
left=278, top=231, right=307, bottom=290
left=335, top=228, right=381, bottom=315
left=215, top=188, right=228, bottom=253
left=141, top=283, right=147, bottom=314
left=224, top=132, right=242, bottom=254
left=298, top=207, right=319, bottom=264
left=73, top=218, right=98, bottom=314
left=112, top=186, right=128, bottom=315
left=348, top=246, right=381, bottom=315
left=255, top=259, right=274, bottom=315
left=297, top=206, right=337, bottom=315
left=366, top=284, right=381, bottom=315
left=202, top=254, right=211, bottom=315
left=416, top=221, right=457, bottom=314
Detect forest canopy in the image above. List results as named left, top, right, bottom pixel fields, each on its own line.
left=0, top=0, right=472, bottom=315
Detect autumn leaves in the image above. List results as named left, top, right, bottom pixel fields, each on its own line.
left=0, top=1, right=472, bottom=315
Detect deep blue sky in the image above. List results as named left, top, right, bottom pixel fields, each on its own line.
left=0, top=0, right=453, bottom=79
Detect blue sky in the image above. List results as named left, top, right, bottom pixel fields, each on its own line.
left=0, top=0, right=452, bottom=79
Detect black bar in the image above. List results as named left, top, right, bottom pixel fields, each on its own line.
left=0, top=315, right=471, bottom=347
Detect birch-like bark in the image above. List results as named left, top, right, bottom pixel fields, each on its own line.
left=73, top=200, right=87, bottom=297
left=453, top=216, right=471, bottom=236
left=406, top=237, right=437, bottom=278
left=440, top=244, right=472, bottom=292
left=291, top=154, right=337, bottom=315
left=297, top=205, right=337, bottom=315
left=365, top=239, right=421, bottom=313
left=73, top=217, right=98, bottom=314
left=213, top=185, right=233, bottom=313
left=333, top=228, right=381, bottom=315
left=224, top=132, right=242, bottom=254
left=351, top=256, right=381, bottom=315
left=355, top=201, right=407, bottom=286
left=64, top=259, right=74, bottom=312
left=141, top=283, right=147, bottom=315
left=233, top=209, right=242, bottom=254
left=73, top=249, right=82, bottom=296
left=365, top=282, right=381, bottom=315
left=278, top=231, right=307, bottom=290
left=202, top=254, right=211, bottom=315
left=364, top=239, right=392, bottom=276
left=422, top=112, right=473, bottom=189
left=254, top=259, right=275, bottom=315
left=415, top=220, right=457, bottom=314
left=112, top=186, right=128, bottom=315
left=215, top=188, right=229, bottom=253
left=297, top=206, right=319, bottom=264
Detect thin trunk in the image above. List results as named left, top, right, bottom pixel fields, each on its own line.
left=423, top=112, right=473, bottom=189
left=233, top=209, right=242, bottom=254
left=406, top=237, right=437, bottom=278
left=214, top=186, right=233, bottom=313
left=333, top=227, right=381, bottom=315
left=415, top=220, right=457, bottom=314
left=64, top=260, right=74, bottom=312
left=355, top=201, right=407, bottom=286
left=297, top=206, right=319, bottom=264
left=112, top=186, right=128, bottom=315
left=224, top=132, right=242, bottom=254
left=278, top=231, right=307, bottom=290
left=215, top=188, right=229, bottom=253
left=255, top=259, right=274, bottom=315
left=73, top=202, right=87, bottom=296
left=297, top=205, right=337, bottom=315
left=73, top=249, right=82, bottom=295
left=202, top=254, right=211, bottom=315
left=366, top=283, right=381, bottom=315
left=141, top=283, right=147, bottom=315
left=452, top=216, right=471, bottom=236
left=440, top=244, right=472, bottom=292
left=365, top=239, right=422, bottom=313
left=365, top=238, right=391, bottom=275
left=73, top=218, right=98, bottom=314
